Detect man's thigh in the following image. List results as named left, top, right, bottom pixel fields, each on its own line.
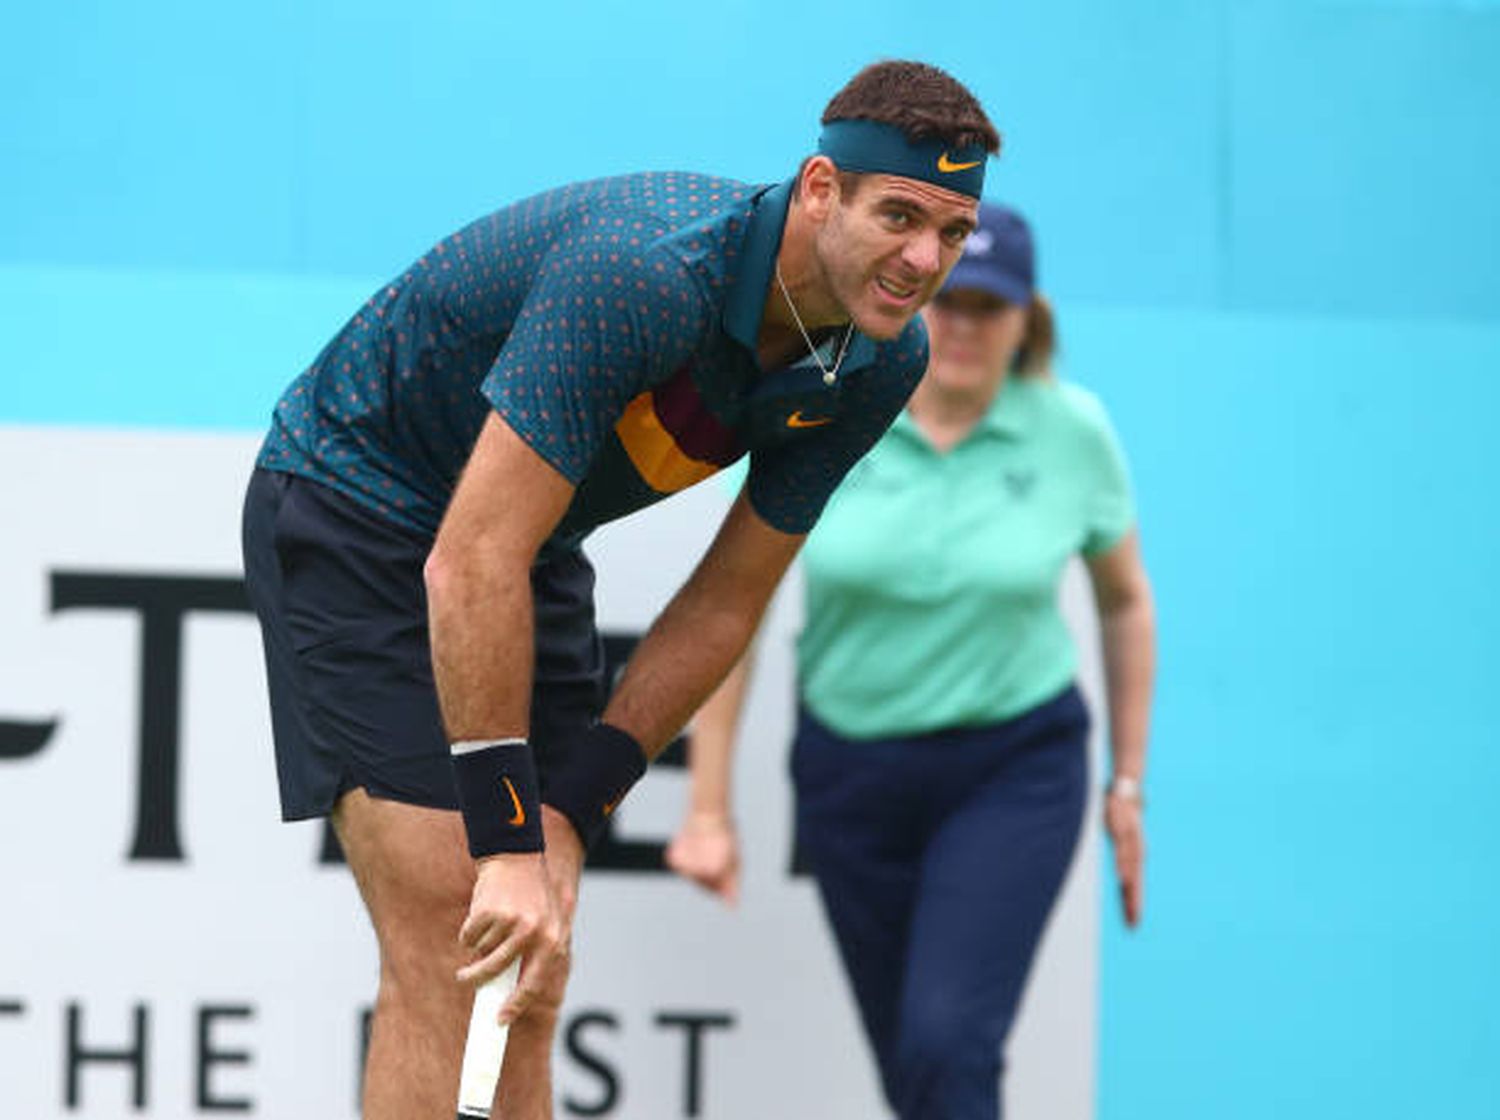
left=333, top=787, right=474, bottom=961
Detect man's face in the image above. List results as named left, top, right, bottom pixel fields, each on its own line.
left=813, top=172, right=979, bottom=341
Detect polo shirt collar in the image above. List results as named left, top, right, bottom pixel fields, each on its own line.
left=893, top=376, right=1036, bottom=442
left=977, top=378, right=1033, bottom=437
left=723, top=177, right=876, bottom=374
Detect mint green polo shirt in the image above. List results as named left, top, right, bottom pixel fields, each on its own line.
left=797, top=376, right=1135, bottom=739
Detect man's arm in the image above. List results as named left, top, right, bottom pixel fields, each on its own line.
left=603, top=491, right=803, bottom=757
left=426, top=411, right=574, bottom=740
left=425, top=411, right=581, bottom=1022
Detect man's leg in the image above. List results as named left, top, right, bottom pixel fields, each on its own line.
left=333, top=788, right=572, bottom=1120
left=244, top=473, right=594, bottom=1117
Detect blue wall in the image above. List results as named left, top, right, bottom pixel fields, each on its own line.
left=3, top=2, right=1497, bottom=1116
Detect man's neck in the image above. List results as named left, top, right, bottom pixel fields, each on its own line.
left=755, top=202, right=848, bottom=369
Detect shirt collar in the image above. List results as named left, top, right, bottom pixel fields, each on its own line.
left=978, top=378, right=1034, bottom=437
left=723, top=177, right=876, bottom=374
left=893, top=376, right=1037, bottom=443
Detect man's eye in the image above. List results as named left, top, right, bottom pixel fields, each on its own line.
left=883, top=210, right=911, bottom=229
left=942, top=227, right=970, bottom=246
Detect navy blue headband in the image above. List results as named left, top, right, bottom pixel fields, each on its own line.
left=818, top=119, right=988, bottom=199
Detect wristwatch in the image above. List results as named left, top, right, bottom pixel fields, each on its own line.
left=1106, top=775, right=1144, bottom=805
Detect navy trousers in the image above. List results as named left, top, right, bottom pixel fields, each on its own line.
left=792, top=685, right=1090, bottom=1120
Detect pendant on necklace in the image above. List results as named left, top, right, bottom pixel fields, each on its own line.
left=777, top=264, right=853, bottom=389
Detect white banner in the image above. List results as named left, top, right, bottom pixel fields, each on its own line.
left=0, top=426, right=1100, bottom=1118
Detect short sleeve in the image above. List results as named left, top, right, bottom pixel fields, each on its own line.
left=1079, top=399, right=1137, bottom=556
left=747, top=327, right=927, bottom=534
left=481, top=243, right=708, bottom=484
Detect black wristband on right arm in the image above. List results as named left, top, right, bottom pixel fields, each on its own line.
left=540, top=722, right=648, bottom=851
left=450, top=738, right=545, bottom=858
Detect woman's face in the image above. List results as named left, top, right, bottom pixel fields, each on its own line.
left=920, top=287, right=1029, bottom=397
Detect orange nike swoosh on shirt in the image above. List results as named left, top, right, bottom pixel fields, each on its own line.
left=787, top=410, right=834, bottom=429
left=601, top=791, right=625, bottom=818
left=501, top=777, right=526, bottom=827
left=937, top=153, right=981, bottom=173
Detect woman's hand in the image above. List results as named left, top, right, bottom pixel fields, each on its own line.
left=665, top=810, right=741, bottom=906
left=1104, top=790, right=1145, bottom=928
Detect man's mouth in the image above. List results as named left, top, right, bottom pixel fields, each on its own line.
left=874, top=275, right=920, bottom=304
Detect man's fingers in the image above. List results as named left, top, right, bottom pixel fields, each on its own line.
left=499, top=939, right=568, bottom=1024
left=463, top=919, right=508, bottom=961
left=498, top=965, right=540, bottom=1031
left=456, top=929, right=528, bottom=987
left=457, top=912, right=485, bottom=948
left=458, top=910, right=515, bottom=950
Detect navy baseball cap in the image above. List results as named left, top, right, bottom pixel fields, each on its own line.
left=941, top=202, right=1035, bottom=305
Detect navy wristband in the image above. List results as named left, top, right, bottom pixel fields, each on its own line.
left=541, top=722, right=648, bottom=850
left=450, top=739, right=544, bottom=858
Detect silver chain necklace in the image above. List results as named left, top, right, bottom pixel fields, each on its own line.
left=775, top=265, right=854, bottom=386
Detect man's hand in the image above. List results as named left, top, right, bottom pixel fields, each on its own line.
left=1104, top=792, right=1145, bottom=928
left=665, top=811, right=741, bottom=906
left=456, top=806, right=584, bottom=1026
left=538, top=805, right=585, bottom=921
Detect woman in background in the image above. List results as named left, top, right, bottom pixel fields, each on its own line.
left=668, top=203, right=1156, bottom=1119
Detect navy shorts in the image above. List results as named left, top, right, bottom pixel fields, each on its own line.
left=241, top=467, right=606, bottom=820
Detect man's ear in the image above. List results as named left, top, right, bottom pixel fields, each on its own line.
left=798, top=155, right=840, bottom=223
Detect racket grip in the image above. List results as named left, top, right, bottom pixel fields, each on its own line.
left=455, top=962, right=520, bottom=1119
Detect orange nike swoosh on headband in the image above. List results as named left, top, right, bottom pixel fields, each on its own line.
left=501, top=777, right=526, bottom=827
left=937, top=153, right=981, bottom=173
left=787, top=410, right=833, bottom=429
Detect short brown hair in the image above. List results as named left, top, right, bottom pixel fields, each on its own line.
left=823, top=60, right=1001, bottom=156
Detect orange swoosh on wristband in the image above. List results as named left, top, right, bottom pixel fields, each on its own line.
left=501, top=777, right=526, bottom=827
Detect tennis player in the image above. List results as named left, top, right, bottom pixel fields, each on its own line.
left=241, top=60, right=999, bottom=1118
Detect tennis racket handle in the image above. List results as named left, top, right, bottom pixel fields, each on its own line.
left=455, top=962, right=520, bottom=1119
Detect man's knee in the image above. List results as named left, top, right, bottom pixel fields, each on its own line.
left=365, top=893, right=472, bottom=1035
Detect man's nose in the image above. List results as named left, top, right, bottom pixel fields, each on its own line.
left=901, top=229, right=943, bottom=278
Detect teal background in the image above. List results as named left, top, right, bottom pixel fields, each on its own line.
left=3, top=2, right=1497, bottom=1116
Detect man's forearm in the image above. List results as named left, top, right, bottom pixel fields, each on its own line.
left=603, top=584, right=767, bottom=759
left=426, top=550, right=536, bottom=742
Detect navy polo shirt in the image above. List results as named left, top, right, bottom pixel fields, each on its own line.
left=257, top=171, right=928, bottom=547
